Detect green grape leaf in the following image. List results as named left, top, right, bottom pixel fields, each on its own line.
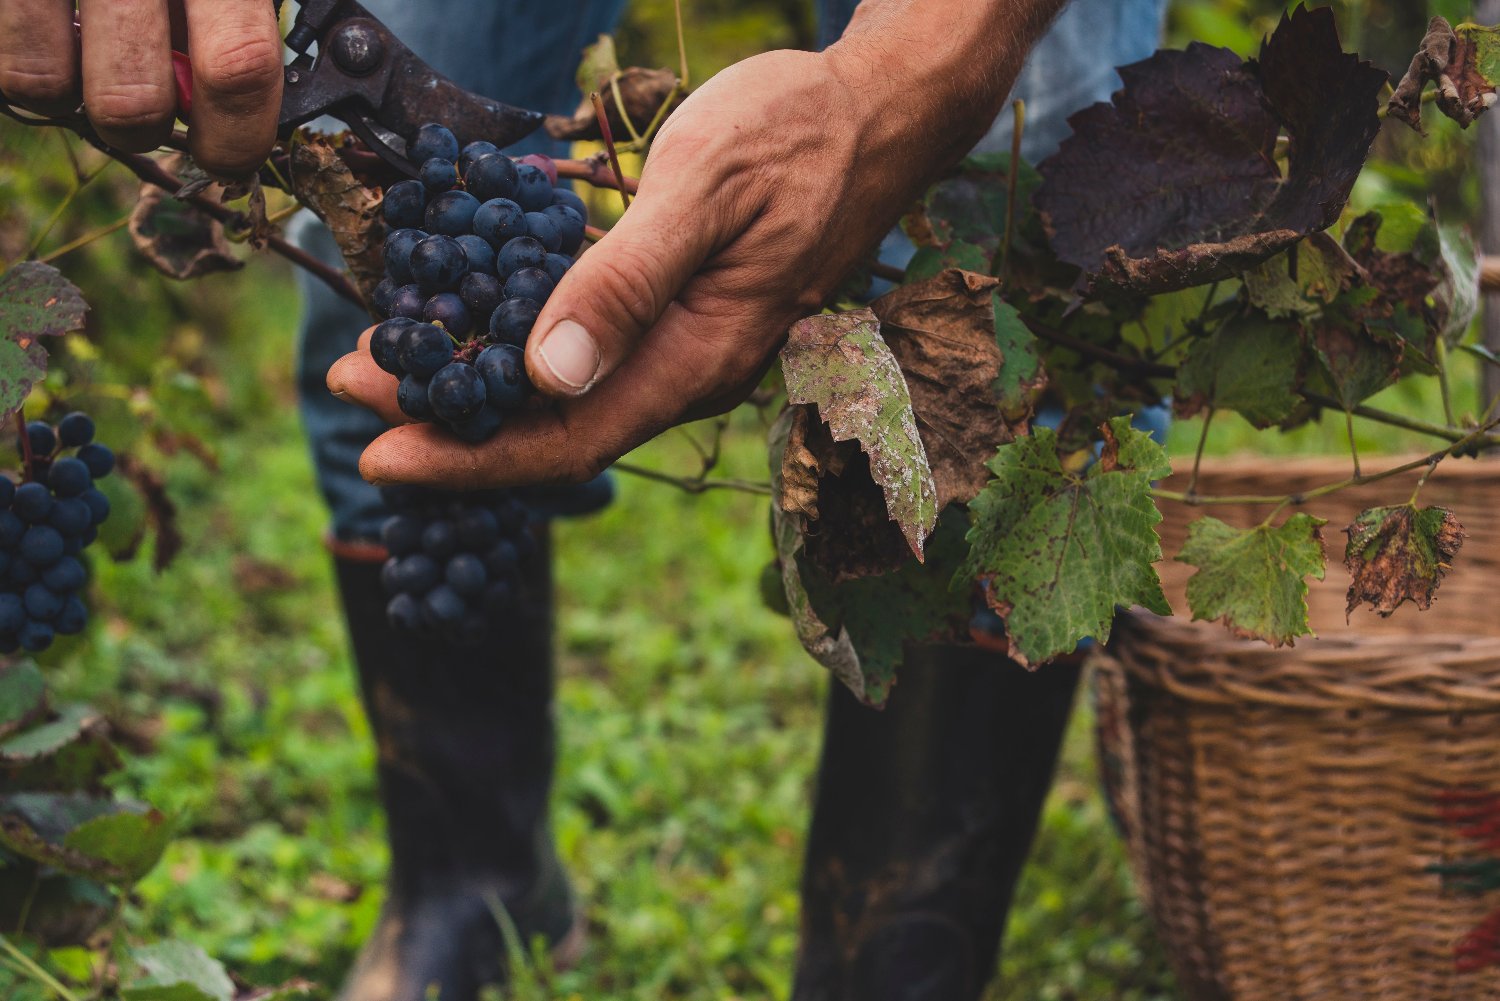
left=0, top=792, right=170, bottom=885
left=955, top=418, right=1171, bottom=667
left=0, top=261, right=86, bottom=420
left=122, top=941, right=235, bottom=1001
left=1036, top=6, right=1386, bottom=293
left=0, top=865, right=113, bottom=948
left=1344, top=504, right=1465, bottom=618
left=781, top=307, right=937, bottom=561
left=1174, top=314, right=1302, bottom=427
left=0, top=661, right=46, bottom=741
left=904, top=242, right=989, bottom=282
left=1308, top=296, right=1402, bottom=409
left=1389, top=17, right=1499, bottom=130
left=1242, top=233, right=1358, bottom=319
left=1433, top=224, right=1480, bottom=344
left=903, top=152, right=1041, bottom=261
left=992, top=297, right=1044, bottom=416
left=573, top=34, right=621, bottom=94
left=1177, top=512, right=1327, bottom=646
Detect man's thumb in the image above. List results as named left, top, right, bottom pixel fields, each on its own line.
left=526, top=192, right=712, bottom=397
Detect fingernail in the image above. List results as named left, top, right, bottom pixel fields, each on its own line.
left=537, top=320, right=600, bottom=393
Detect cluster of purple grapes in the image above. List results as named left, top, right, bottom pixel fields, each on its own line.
left=378, top=486, right=539, bottom=642
left=369, top=123, right=588, bottom=443
left=0, top=414, right=113, bottom=653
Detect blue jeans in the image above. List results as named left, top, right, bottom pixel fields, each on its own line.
left=296, top=0, right=1168, bottom=540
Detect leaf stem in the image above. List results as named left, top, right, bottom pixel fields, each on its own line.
left=1186, top=408, right=1214, bottom=497
left=16, top=408, right=35, bottom=482
left=0, top=935, right=82, bottom=1001
left=36, top=212, right=131, bottom=263
left=993, top=99, right=1025, bottom=283
left=1345, top=408, right=1361, bottom=478
left=673, top=0, right=689, bottom=89
left=1436, top=337, right=1457, bottom=428
left=612, top=460, right=771, bottom=496
left=590, top=92, right=632, bottom=215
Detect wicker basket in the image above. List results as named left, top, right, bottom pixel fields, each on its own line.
left=1094, top=455, right=1500, bottom=1000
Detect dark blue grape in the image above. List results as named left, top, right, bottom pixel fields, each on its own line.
left=54, top=596, right=86, bottom=635
left=57, top=412, right=95, bottom=448
left=381, top=514, right=423, bottom=555
left=398, top=323, right=453, bottom=379
left=458, top=140, right=500, bottom=176
left=465, top=154, right=519, bottom=203
left=383, top=227, right=425, bottom=285
left=371, top=318, right=415, bottom=376
left=80, top=488, right=109, bottom=526
left=459, top=272, right=504, bottom=320
left=476, top=344, right=531, bottom=410
left=410, top=234, right=468, bottom=292
left=543, top=204, right=586, bottom=255
left=449, top=405, right=502, bottom=443
left=489, top=298, right=541, bottom=347
left=19, top=620, right=53, bottom=652
left=393, top=553, right=440, bottom=593
left=473, top=198, right=526, bottom=248
left=514, top=164, right=553, bottom=211
left=483, top=539, right=519, bottom=577
left=523, top=212, right=562, bottom=253
left=482, top=579, right=514, bottom=614
left=551, top=187, right=588, bottom=219
left=80, top=526, right=95, bottom=546
left=424, top=190, right=481, bottom=237
left=419, top=156, right=458, bottom=192
left=9, top=560, right=36, bottom=585
left=421, top=520, right=458, bottom=560
left=390, top=283, right=426, bottom=320
left=497, top=236, right=547, bottom=277
left=386, top=592, right=422, bottom=630
left=371, top=277, right=398, bottom=317
left=445, top=553, right=487, bottom=595
left=380, top=558, right=402, bottom=595
left=422, top=293, right=473, bottom=338
left=397, top=376, right=435, bottom=421
left=48, top=457, right=91, bottom=498
left=49, top=498, right=91, bottom=537
left=0, top=594, right=23, bottom=632
left=0, top=477, right=14, bottom=508
left=543, top=253, right=572, bottom=286
left=41, top=556, right=85, bottom=592
left=421, top=585, right=466, bottom=624
left=20, top=525, right=63, bottom=566
left=24, top=584, right=62, bottom=620
left=0, top=511, right=23, bottom=547
left=454, top=507, right=499, bottom=548
left=428, top=363, right=486, bottom=421
left=76, top=444, right=113, bottom=479
left=23, top=421, right=56, bottom=458
left=0, top=634, right=17, bottom=654
left=13, top=483, right=52, bottom=523
left=504, top=268, right=555, bottom=305
left=410, top=123, right=459, bottom=164
left=383, top=179, right=428, bottom=229
left=455, top=234, right=496, bottom=276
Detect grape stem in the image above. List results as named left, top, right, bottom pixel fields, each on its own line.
left=590, top=92, right=632, bottom=214
left=14, top=408, right=34, bottom=482
left=612, top=461, right=772, bottom=496
left=555, top=157, right=639, bottom=194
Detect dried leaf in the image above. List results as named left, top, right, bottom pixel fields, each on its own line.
left=1344, top=503, right=1464, bottom=617
left=544, top=64, right=683, bottom=142
left=872, top=269, right=1022, bottom=509
left=289, top=134, right=384, bottom=308
left=114, top=453, right=183, bottom=572
left=1036, top=6, right=1386, bottom=294
left=781, top=308, right=937, bottom=561
left=129, top=184, right=242, bottom=281
left=955, top=418, right=1171, bottom=668
left=1177, top=512, right=1327, bottom=646
left=1389, top=17, right=1499, bottom=130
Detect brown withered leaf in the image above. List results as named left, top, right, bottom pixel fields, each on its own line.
left=871, top=269, right=1020, bottom=509
left=1035, top=6, right=1387, bottom=294
left=779, top=404, right=848, bottom=522
left=1344, top=503, right=1465, bottom=618
left=544, top=43, right=683, bottom=142
left=289, top=134, right=385, bottom=309
left=128, top=183, right=242, bottom=281
left=1389, top=17, right=1498, bottom=131
left=113, top=453, right=182, bottom=573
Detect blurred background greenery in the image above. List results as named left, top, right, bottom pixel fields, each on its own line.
left=0, top=0, right=1484, bottom=998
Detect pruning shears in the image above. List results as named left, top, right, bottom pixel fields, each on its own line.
left=271, top=0, right=545, bottom=178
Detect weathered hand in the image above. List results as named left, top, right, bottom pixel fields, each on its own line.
left=0, top=0, right=283, bottom=175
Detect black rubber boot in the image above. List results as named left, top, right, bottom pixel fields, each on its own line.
left=332, top=525, right=579, bottom=1001
left=791, top=644, right=1082, bottom=1001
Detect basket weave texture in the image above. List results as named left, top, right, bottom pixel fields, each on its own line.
left=1095, top=456, right=1500, bottom=1001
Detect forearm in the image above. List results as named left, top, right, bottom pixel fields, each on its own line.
left=828, top=0, right=1068, bottom=175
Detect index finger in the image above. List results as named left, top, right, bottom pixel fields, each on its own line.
left=182, top=0, right=283, bottom=176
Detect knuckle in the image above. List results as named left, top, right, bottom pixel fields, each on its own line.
left=0, top=62, right=76, bottom=104
left=89, top=82, right=174, bottom=131
left=586, top=246, right=664, bottom=335
left=196, top=35, right=282, bottom=104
